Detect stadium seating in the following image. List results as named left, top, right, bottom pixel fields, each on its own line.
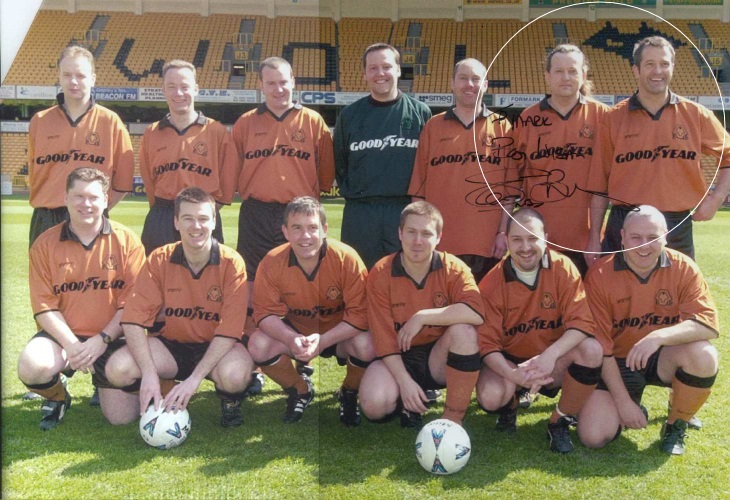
left=4, top=11, right=727, bottom=97
left=338, top=18, right=392, bottom=91
left=0, top=133, right=28, bottom=176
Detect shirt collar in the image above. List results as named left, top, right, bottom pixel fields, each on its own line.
left=628, top=90, right=679, bottom=112
left=158, top=110, right=207, bottom=130
left=444, top=105, right=492, bottom=126
left=56, top=92, right=95, bottom=124
left=367, top=91, right=402, bottom=107
left=170, top=238, right=222, bottom=268
left=391, top=250, right=444, bottom=279
left=59, top=216, right=112, bottom=249
left=613, top=248, right=671, bottom=273
left=256, top=101, right=302, bottom=121
left=288, top=239, right=328, bottom=268
left=503, top=250, right=551, bottom=284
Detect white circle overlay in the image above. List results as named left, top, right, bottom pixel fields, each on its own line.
left=474, top=1, right=727, bottom=255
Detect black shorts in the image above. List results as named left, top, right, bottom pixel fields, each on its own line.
left=157, top=336, right=210, bottom=381
left=457, top=254, right=501, bottom=284
left=32, top=330, right=125, bottom=389
left=320, top=344, right=347, bottom=366
left=341, top=197, right=409, bottom=270
left=397, top=342, right=444, bottom=391
left=596, top=349, right=668, bottom=405
left=237, top=198, right=288, bottom=280
left=29, top=207, right=69, bottom=247
left=602, top=205, right=694, bottom=260
left=141, top=197, right=224, bottom=255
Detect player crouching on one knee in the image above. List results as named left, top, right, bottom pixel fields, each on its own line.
left=18, top=167, right=145, bottom=430
left=476, top=208, right=604, bottom=453
left=246, top=196, right=374, bottom=425
left=580, top=205, right=719, bottom=455
left=105, top=187, right=254, bottom=428
left=359, top=201, right=483, bottom=429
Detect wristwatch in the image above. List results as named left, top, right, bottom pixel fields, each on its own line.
left=99, top=332, right=112, bottom=345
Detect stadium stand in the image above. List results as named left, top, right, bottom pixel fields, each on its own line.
left=4, top=12, right=727, bottom=96
left=0, top=133, right=28, bottom=177
left=337, top=18, right=392, bottom=91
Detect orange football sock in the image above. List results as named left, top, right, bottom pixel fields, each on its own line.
left=26, top=374, right=67, bottom=402
left=442, top=366, right=479, bottom=425
left=668, top=369, right=715, bottom=424
left=341, top=357, right=367, bottom=391
left=261, top=355, right=308, bottom=394
left=552, top=363, right=601, bottom=423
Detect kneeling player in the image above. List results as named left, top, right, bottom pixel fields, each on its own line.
left=247, top=197, right=373, bottom=425
left=580, top=205, right=719, bottom=455
left=359, top=201, right=483, bottom=428
left=18, top=168, right=145, bottom=429
left=476, top=208, right=604, bottom=453
left=106, top=187, right=254, bottom=427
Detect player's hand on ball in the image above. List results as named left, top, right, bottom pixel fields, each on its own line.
left=163, top=377, right=201, bottom=413
left=139, top=374, right=162, bottom=415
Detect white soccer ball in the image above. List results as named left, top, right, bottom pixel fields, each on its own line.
left=415, top=419, right=471, bottom=475
left=139, top=402, right=192, bottom=450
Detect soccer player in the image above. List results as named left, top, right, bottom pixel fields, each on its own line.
left=359, top=201, right=483, bottom=428
left=138, top=59, right=238, bottom=255
left=247, top=197, right=373, bottom=425
left=476, top=208, right=604, bottom=453
left=510, top=45, right=609, bottom=276
left=587, top=36, right=730, bottom=261
left=334, top=43, right=432, bottom=270
left=580, top=205, right=719, bottom=455
left=409, top=58, right=514, bottom=283
left=105, top=187, right=254, bottom=427
left=17, top=168, right=145, bottom=430
left=28, top=45, right=134, bottom=246
left=231, top=56, right=335, bottom=291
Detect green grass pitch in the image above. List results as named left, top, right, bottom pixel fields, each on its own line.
left=2, top=197, right=729, bottom=499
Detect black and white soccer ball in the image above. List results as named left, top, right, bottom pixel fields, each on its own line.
left=139, top=401, right=191, bottom=450
left=415, top=419, right=471, bottom=475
